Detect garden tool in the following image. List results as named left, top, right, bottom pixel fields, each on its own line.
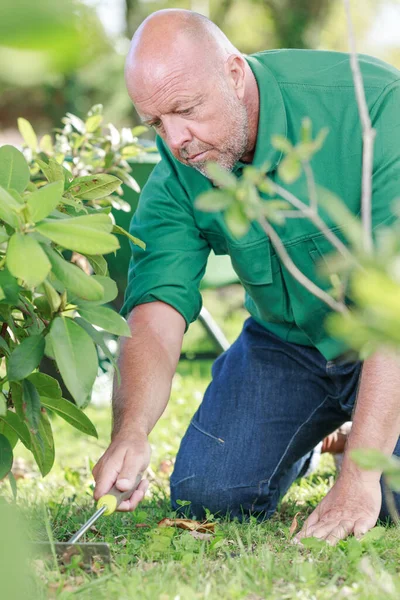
left=32, top=474, right=142, bottom=564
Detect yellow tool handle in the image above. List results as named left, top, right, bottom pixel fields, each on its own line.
left=96, top=473, right=143, bottom=516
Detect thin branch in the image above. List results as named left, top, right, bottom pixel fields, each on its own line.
left=343, top=0, right=376, bottom=255
left=258, top=215, right=348, bottom=314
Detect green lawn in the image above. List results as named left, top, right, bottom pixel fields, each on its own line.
left=2, top=287, right=400, bottom=599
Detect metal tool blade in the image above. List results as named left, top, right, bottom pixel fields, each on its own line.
left=31, top=541, right=111, bottom=564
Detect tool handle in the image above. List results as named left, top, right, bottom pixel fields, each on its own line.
left=96, top=473, right=143, bottom=516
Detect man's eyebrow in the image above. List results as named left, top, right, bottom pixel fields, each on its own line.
left=140, top=95, right=204, bottom=125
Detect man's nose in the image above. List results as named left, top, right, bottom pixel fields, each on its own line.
left=164, top=118, right=192, bottom=152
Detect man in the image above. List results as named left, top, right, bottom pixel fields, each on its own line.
left=93, top=9, right=400, bottom=544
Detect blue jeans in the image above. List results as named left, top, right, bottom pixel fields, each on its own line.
left=170, top=317, right=400, bottom=522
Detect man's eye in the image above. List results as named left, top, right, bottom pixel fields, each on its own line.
left=152, top=120, right=162, bottom=129
left=180, top=108, right=192, bottom=115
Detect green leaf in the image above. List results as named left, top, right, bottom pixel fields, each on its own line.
left=85, top=114, right=103, bottom=133
left=0, top=225, right=10, bottom=244
left=317, top=187, right=365, bottom=251
left=48, top=316, right=98, bottom=407
left=73, top=275, right=117, bottom=307
left=224, top=202, right=250, bottom=239
left=26, top=180, right=64, bottom=223
left=68, top=174, right=122, bottom=200
left=17, top=118, right=38, bottom=151
left=86, top=254, right=109, bottom=276
left=41, top=244, right=105, bottom=302
left=0, top=185, right=24, bottom=228
left=0, top=410, right=31, bottom=449
left=36, top=157, right=64, bottom=184
left=7, top=335, right=45, bottom=382
left=0, top=434, right=13, bottom=479
left=350, top=448, right=400, bottom=474
left=0, top=145, right=30, bottom=193
left=27, top=372, right=62, bottom=399
left=359, top=527, right=386, bottom=544
left=74, top=316, right=118, bottom=370
left=43, top=279, right=61, bottom=312
left=195, top=190, right=233, bottom=213
left=132, top=125, right=148, bottom=137
left=205, top=162, right=237, bottom=189
left=6, top=233, right=51, bottom=288
left=278, top=154, right=302, bottom=184
left=0, top=419, right=18, bottom=448
left=77, top=305, right=131, bottom=337
left=110, top=167, right=140, bottom=193
left=271, top=135, right=293, bottom=154
left=21, top=379, right=41, bottom=434
left=40, top=396, right=97, bottom=438
left=36, top=213, right=120, bottom=255
left=39, top=134, right=53, bottom=154
left=30, top=409, right=54, bottom=477
left=112, top=224, right=145, bottom=250
left=300, top=117, right=312, bottom=143
left=0, top=392, right=6, bottom=416
left=0, top=269, right=20, bottom=306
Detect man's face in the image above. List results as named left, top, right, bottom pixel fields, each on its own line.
left=131, top=65, right=249, bottom=177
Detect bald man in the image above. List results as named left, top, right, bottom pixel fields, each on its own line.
left=93, top=9, right=400, bottom=544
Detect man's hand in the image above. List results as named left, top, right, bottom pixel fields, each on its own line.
left=293, top=473, right=381, bottom=545
left=92, top=428, right=151, bottom=512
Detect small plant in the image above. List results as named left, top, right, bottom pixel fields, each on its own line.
left=0, top=107, right=148, bottom=481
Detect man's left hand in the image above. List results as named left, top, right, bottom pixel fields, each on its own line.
left=293, top=474, right=381, bottom=545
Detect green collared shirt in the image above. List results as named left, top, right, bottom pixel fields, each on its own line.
left=120, top=49, right=400, bottom=360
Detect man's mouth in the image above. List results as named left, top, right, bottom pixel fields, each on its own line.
left=187, top=150, right=210, bottom=162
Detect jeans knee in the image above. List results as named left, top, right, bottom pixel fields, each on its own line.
left=170, top=475, right=279, bottom=521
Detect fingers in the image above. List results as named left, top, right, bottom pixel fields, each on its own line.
left=93, top=447, right=127, bottom=500
left=293, top=508, right=320, bottom=542
left=353, top=519, right=373, bottom=540
left=117, top=479, right=150, bottom=512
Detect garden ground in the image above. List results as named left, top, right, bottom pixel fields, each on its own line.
left=2, top=287, right=400, bottom=599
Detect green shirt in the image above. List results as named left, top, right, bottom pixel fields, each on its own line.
left=120, top=49, right=400, bottom=360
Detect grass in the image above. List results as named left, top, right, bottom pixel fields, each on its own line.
left=1, top=286, right=400, bottom=599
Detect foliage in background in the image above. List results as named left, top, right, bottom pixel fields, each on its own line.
left=0, top=107, right=148, bottom=481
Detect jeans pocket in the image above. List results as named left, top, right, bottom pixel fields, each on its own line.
left=190, top=420, right=226, bottom=445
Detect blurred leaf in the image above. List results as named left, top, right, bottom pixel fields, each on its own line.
left=36, top=157, right=64, bottom=184
left=0, top=434, right=13, bottom=479
left=26, top=180, right=63, bottom=222
left=0, top=145, right=30, bottom=193
left=317, top=187, right=363, bottom=250
left=77, top=305, right=131, bottom=337
left=360, top=527, right=386, bottom=544
left=300, top=117, right=312, bottom=143
left=39, top=134, right=53, bottom=154
left=40, top=396, right=97, bottom=438
left=41, top=244, right=105, bottom=302
left=110, top=167, right=140, bottom=193
left=27, top=372, right=62, bottom=399
left=271, top=135, right=293, bottom=153
left=36, top=213, right=119, bottom=254
left=42, top=279, right=61, bottom=312
left=30, top=409, right=54, bottom=476
left=64, top=113, right=85, bottom=134
left=85, top=114, right=103, bottom=133
left=0, top=185, right=22, bottom=228
left=7, top=335, right=45, bottom=382
left=48, top=316, right=98, bottom=407
left=278, top=154, right=302, bottom=184
left=112, top=224, right=145, bottom=250
left=224, top=202, right=250, bottom=239
left=205, top=162, right=237, bottom=189
left=17, top=118, right=38, bottom=152
left=0, top=392, right=6, bottom=417
left=132, top=126, right=148, bottom=137
left=21, top=379, right=41, bottom=434
left=195, top=190, right=233, bottom=213
left=6, top=233, right=51, bottom=287
left=68, top=174, right=122, bottom=200
left=350, top=448, right=400, bottom=473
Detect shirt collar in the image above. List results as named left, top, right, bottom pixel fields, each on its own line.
left=233, top=54, right=287, bottom=175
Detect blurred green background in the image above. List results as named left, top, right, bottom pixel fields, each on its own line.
left=1, top=0, right=399, bottom=147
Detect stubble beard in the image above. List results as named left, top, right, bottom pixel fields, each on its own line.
left=191, top=100, right=249, bottom=178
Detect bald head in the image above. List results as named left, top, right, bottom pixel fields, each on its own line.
left=125, top=9, right=238, bottom=91
left=124, top=9, right=259, bottom=175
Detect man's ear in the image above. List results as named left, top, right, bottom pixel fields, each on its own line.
left=225, top=54, right=246, bottom=100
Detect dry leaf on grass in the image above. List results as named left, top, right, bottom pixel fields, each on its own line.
left=157, top=517, right=215, bottom=533
left=289, top=512, right=301, bottom=537
left=135, top=523, right=151, bottom=528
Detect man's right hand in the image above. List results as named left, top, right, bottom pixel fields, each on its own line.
left=92, top=429, right=151, bottom=512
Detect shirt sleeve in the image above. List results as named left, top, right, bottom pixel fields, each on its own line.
left=119, top=139, right=211, bottom=332
left=371, top=79, right=400, bottom=233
